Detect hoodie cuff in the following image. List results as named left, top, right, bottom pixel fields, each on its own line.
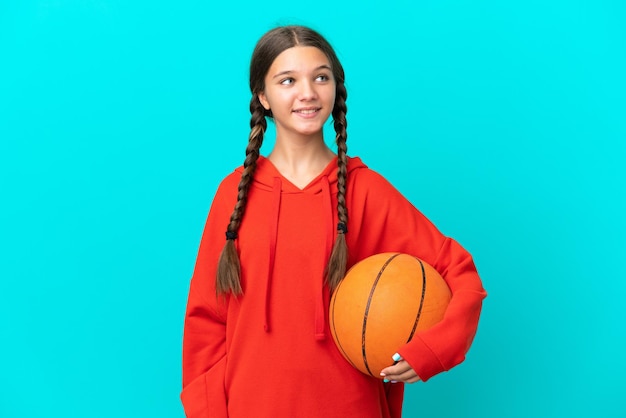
left=397, top=336, right=446, bottom=382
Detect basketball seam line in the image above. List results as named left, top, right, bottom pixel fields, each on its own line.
left=330, top=284, right=360, bottom=371
left=362, top=253, right=401, bottom=377
left=407, top=258, right=427, bottom=342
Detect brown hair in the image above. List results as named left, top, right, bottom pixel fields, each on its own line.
left=216, top=25, right=349, bottom=296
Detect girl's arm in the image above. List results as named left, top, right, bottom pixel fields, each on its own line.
left=181, top=178, right=237, bottom=418
left=348, top=168, right=487, bottom=382
left=181, top=276, right=228, bottom=418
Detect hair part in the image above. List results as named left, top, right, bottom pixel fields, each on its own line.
left=217, top=25, right=348, bottom=296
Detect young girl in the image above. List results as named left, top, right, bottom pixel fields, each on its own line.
left=181, top=25, right=486, bottom=418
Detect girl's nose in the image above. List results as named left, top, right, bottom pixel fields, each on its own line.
left=298, top=80, right=318, bottom=100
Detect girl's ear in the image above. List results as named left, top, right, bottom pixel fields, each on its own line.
left=258, top=92, right=271, bottom=110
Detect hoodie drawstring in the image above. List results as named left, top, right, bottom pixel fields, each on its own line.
left=315, top=175, right=334, bottom=340
left=264, top=177, right=282, bottom=332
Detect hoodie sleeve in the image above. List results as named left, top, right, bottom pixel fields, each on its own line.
left=181, top=176, right=237, bottom=418
left=348, top=168, right=487, bottom=383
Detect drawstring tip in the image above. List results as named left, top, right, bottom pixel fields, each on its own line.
left=315, top=333, right=326, bottom=341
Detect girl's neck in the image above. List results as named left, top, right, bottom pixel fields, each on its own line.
left=268, top=136, right=336, bottom=189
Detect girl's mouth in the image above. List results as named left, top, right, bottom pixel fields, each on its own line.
left=293, top=108, right=321, bottom=117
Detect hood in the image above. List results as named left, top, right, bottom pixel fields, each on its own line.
left=234, top=155, right=367, bottom=340
left=236, top=155, right=367, bottom=193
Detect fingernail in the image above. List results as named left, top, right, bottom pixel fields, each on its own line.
left=391, top=380, right=398, bottom=383
left=392, top=353, right=402, bottom=362
left=383, top=378, right=389, bottom=383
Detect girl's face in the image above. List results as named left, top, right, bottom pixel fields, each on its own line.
left=258, top=46, right=336, bottom=142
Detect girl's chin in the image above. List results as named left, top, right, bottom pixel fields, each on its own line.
left=276, top=122, right=327, bottom=138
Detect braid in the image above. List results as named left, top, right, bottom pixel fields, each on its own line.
left=216, top=95, right=267, bottom=296
left=325, top=81, right=349, bottom=290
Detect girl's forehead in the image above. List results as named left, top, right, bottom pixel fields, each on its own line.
left=268, top=46, right=331, bottom=72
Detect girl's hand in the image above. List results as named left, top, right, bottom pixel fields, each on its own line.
left=379, top=354, right=421, bottom=384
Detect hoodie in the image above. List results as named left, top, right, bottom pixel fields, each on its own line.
left=181, top=156, right=487, bottom=418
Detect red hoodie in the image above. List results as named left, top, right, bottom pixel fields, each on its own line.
left=181, top=156, right=486, bottom=418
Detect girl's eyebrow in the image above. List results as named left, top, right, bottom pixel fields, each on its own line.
left=271, top=65, right=332, bottom=79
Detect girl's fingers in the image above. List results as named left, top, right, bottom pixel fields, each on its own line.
left=380, top=354, right=421, bottom=383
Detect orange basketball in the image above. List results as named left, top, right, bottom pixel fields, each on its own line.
left=329, top=253, right=451, bottom=378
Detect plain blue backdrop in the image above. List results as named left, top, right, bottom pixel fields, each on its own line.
left=1, top=1, right=624, bottom=417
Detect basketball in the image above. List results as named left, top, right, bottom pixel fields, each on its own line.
left=329, top=253, right=452, bottom=378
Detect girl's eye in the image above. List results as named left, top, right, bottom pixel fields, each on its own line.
left=316, top=74, right=330, bottom=82
left=280, top=78, right=294, bottom=85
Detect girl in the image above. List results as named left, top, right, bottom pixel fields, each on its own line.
left=181, top=25, right=486, bottom=418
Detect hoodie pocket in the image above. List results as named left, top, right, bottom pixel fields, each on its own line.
left=181, top=356, right=228, bottom=418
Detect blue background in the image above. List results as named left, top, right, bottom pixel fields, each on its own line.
left=1, top=1, right=624, bottom=417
